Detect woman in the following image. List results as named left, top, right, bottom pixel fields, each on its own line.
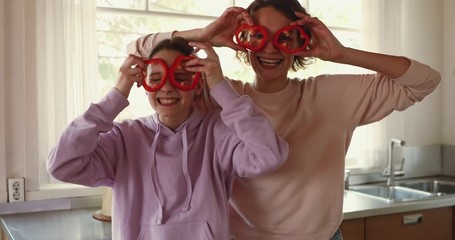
left=127, top=0, right=441, bottom=239
left=47, top=37, right=288, bottom=240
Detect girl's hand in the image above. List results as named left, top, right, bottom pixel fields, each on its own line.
left=198, top=7, right=253, bottom=51
left=115, top=54, right=147, bottom=98
left=292, top=12, right=347, bottom=62
left=185, top=42, right=224, bottom=89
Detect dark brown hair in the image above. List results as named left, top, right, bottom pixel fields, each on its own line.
left=236, top=0, right=313, bottom=71
left=148, top=37, right=193, bottom=59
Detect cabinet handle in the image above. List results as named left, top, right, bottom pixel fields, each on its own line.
left=402, top=213, right=423, bottom=225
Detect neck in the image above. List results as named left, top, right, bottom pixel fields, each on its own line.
left=253, top=75, right=288, bottom=93
left=159, top=108, right=192, bottom=131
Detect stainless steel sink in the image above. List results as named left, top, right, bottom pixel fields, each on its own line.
left=349, top=185, right=435, bottom=202
left=397, top=180, right=455, bottom=195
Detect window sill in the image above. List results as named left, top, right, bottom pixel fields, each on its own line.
left=0, top=194, right=103, bottom=215
left=0, top=184, right=105, bottom=214
left=26, top=184, right=105, bottom=201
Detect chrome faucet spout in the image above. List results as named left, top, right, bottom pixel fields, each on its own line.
left=385, top=138, right=405, bottom=187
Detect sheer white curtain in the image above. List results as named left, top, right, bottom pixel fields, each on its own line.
left=345, top=0, right=404, bottom=172
left=35, top=0, right=98, bottom=186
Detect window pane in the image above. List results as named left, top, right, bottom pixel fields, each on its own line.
left=97, top=0, right=147, bottom=10
left=148, top=0, right=230, bottom=17
left=234, top=0, right=252, bottom=8
left=308, top=0, right=362, bottom=29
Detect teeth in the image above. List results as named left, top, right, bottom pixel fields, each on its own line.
left=258, top=57, right=282, bottom=65
left=159, top=98, right=178, bottom=105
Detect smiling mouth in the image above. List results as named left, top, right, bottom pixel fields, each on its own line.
left=158, top=98, right=179, bottom=106
left=257, top=57, right=283, bottom=66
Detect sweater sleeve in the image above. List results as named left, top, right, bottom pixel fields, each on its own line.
left=210, top=80, right=289, bottom=178
left=126, top=32, right=174, bottom=58
left=46, top=88, right=130, bottom=187
left=313, top=58, right=441, bottom=126
left=358, top=59, right=441, bottom=125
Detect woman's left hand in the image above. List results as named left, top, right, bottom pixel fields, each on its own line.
left=292, top=12, right=347, bottom=62
left=185, top=42, right=224, bottom=89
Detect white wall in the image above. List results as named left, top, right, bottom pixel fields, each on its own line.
left=399, top=0, right=443, bottom=146
left=442, top=0, right=455, bottom=144
left=0, top=0, right=7, bottom=203
left=1, top=0, right=38, bottom=202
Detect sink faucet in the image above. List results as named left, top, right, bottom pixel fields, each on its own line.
left=383, top=138, right=405, bottom=186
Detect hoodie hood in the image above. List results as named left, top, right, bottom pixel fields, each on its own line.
left=143, top=108, right=206, bottom=136
left=140, top=108, right=206, bottom=224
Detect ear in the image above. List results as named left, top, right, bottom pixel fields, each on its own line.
left=194, top=78, right=204, bottom=96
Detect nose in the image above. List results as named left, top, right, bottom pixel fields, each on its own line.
left=262, top=37, right=278, bottom=53
left=160, top=78, right=175, bottom=92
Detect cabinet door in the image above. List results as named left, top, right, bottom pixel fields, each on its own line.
left=340, top=218, right=365, bottom=240
left=365, top=207, right=453, bottom=240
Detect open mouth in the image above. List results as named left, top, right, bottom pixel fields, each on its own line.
left=257, top=57, right=283, bottom=67
left=158, top=98, right=179, bottom=106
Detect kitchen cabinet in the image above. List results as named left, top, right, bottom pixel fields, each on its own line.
left=339, top=218, right=365, bottom=240
left=365, top=207, right=452, bottom=240
left=341, top=207, right=453, bottom=240
left=1, top=228, right=7, bottom=240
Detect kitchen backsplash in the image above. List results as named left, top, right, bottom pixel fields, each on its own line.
left=443, top=144, right=455, bottom=176
left=349, top=144, right=445, bottom=185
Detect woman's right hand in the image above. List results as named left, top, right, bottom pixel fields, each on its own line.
left=198, top=7, right=253, bottom=51
left=115, top=54, right=147, bottom=98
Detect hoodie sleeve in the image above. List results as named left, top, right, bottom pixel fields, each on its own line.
left=126, top=32, right=174, bottom=57
left=210, top=80, right=289, bottom=178
left=46, top=88, right=129, bottom=187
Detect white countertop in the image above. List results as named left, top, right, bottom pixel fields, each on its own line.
left=343, top=176, right=455, bottom=219
left=2, top=177, right=455, bottom=239
left=0, top=208, right=111, bottom=240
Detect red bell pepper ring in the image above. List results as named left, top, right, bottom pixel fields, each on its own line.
left=235, top=24, right=311, bottom=53
left=142, top=56, right=201, bottom=92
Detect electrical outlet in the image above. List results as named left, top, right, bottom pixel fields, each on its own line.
left=8, top=177, right=25, bottom=202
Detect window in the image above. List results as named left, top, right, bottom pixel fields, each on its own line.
left=38, top=0, right=369, bottom=190
left=96, top=0, right=366, bottom=120
left=96, top=0, right=372, bottom=171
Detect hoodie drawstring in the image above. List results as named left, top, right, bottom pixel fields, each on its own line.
left=181, top=126, right=193, bottom=212
left=149, top=123, right=194, bottom=224
left=150, top=124, right=164, bottom=224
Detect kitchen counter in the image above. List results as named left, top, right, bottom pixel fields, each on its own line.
left=2, top=178, right=455, bottom=239
left=343, top=175, right=455, bottom=220
left=0, top=208, right=111, bottom=240
left=343, top=189, right=455, bottom=219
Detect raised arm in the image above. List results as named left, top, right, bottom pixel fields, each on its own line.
left=186, top=42, right=288, bottom=177
left=47, top=56, right=143, bottom=186
left=208, top=79, right=288, bottom=177
left=293, top=13, right=412, bottom=79
left=127, top=7, right=252, bottom=57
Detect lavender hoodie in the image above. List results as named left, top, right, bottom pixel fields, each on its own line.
left=47, top=80, right=288, bottom=240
